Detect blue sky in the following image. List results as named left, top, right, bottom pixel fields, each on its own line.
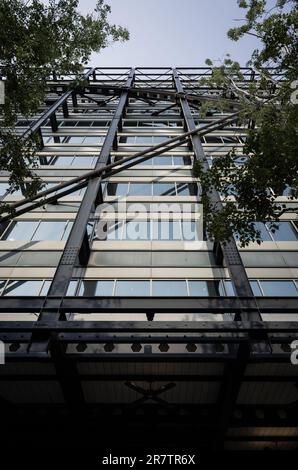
left=79, top=0, right=262, bottom=67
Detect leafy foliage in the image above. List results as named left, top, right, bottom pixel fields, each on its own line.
left=197, top=0, right=298, bottom=245
left=0, top=0, right=129, bottom=198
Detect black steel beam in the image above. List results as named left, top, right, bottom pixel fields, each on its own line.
left=0, top=111, right=240, bottom=222
left=21, top=68, right=95, bottom=141
left=0, top=296, right=297, bottom=313
left=0, top=319, right=298, bottom=332
left=46, top=81, right=242, bottom=109
left=172, top=68, right=259, bottom=306
left=172, top=68, right=268, bottom=449
left=0, top=373, right=297, bottom=383
left=28, top=69, right=135, bottom=358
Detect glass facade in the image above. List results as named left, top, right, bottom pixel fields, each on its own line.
left=0, top=67, right=297, bottom=327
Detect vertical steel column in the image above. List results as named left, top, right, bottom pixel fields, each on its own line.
left=172, top=68, right=269, bottom=442
left=30, top=68, right=135, bottom=350
left=45, top=68, right=134, bottom=299
left=172, top=69, right=261, bottom=311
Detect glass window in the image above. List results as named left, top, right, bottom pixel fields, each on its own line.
left=123, top=120, right=138, bottom=127
left=79, top=280, right=114, bottom=296
left=235, top=222, right=271, bottom=242
left=260, top=280, right=298, bottom=296
left=152, top=221, right=181, bottom=240
left=221, top=136, right=239, bottom=143
left=96, top=221, right=123, bottom=240
left=123, top=221, right=149, bottom=240
left=129, top=183, right=152, bottom=196
left=188, top=280, right=222, bottom=296
left=154, top=156, right=172, bottom=165
left=176, top=183, right=191, bottom=195
left=249, top=280, right=263, bottom=296
left=68, top=136, right=85, bottom=143
left=91, top=121, right=109, bottom=127
left=77, top=121, right=93, bottom=127
left=204, top=136, right=222, bottom=143
left=66, top=280, right=78, bottom=296
left=134, top=157, right=152, bottom=167
left=181, top=221, right=198, bottom=240
left=153, top=136, right=169, bottom=143
left=32, top=221, right=69, bottom=241
left=153, top=183, right=176, bottom=196
left=267, top=221, right=298, bottom=241
left=61, top=221, right=73, bottom=241
left=254, top=222, right=272, bottom=241
left=152, top=280, right=187, bottom=296
left=0, top=280, right=7, bottom=294
left=120, top=136, right=134, bottom=143
left=72, top=156, right=95, bottom=167
left=60, top=120, right=77, bottom=127
left=136, top=136, right=153, bottom=144
left=188, top=280, right=209, bottom=296
left=115, top=280, right=150, bottom=296
left=79, top=281, right=114, bottom=297
left=53, top=156, right=75, bottom=166
left=40, top=280, right=51, bottom=296
left=3, top=280, right=43, bottom=296
left=0, top=182, right=10, bottom=195
left=224, top=281, right=236, bottom=296
left=107, top=183, right=128, bottom=196
left=173, top=156, right=186, bottom=165
left=2, top=221, right=39, bottom=241
left=84, top=136, right=103, bottom=144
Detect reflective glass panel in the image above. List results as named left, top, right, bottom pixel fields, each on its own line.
left=154, top=156, right=172, bottom=165
left=66, top=280, right=78, bottom=296
left=249, top=280, right=263, bottom=296
left=181, top=221, right=198, bottom=240
left=123, top=221, right=149, bottom=240
left=267, top=222, right=298, bottom=241
left=2, top=221, right=39, bottom=241
left=79, top=280, right=114, bottom=296
left=188, top=280, right=209, bottom=296
left=260, top=280, right=298, bottom=296
left=32, top=221, right=68, bottom=241
left=153, top=183, right=176, bottom=196
left=129, top=184, right=152, bottom=196
left=152, top=280, right=187, bottom=296
left=107, top=183, right=128, bottom=196
left=152, top=221, right=181, bottom=240
left=176, top=183, right=191, bottom=195
left=3, top=280, right=43, bottom=296
left=115, top=280, right=150, bottom=296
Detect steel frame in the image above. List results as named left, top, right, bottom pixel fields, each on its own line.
left=0, top=67, right=297, bottom=451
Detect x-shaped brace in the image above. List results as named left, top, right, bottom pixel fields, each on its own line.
left=124, top=381, right=176, bottom=408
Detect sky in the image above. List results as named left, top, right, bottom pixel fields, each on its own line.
left=78, top=0, right=262, bottom=68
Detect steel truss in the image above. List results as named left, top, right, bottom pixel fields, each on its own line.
left=0, top=67, right=297, bottom=451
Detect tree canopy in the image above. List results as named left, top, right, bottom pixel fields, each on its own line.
left=194, top=0, right=298, bottom=246
left=0, top=0, right=129, bottom=198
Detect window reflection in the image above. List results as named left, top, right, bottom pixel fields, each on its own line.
left=115, top=280, right=150, bottom=296
left=2, top=220, right=73, bottom=241
left=152, top=280, right=187, bottom=296
left=3, top=280, right=44, bottom=296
